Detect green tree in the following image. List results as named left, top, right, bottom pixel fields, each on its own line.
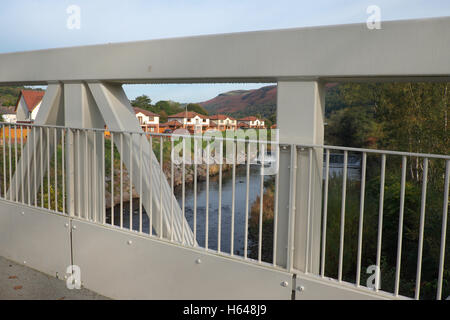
left=186, top=103, right=208, bottom=115
left=325, top=105, right=379, bottom=148
left=154, top=100, right=183, bottom=116
left=131, top=95, right=152, bottom=110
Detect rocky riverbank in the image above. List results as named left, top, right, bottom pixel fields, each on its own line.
left=105, top=163, right=232, bottom=208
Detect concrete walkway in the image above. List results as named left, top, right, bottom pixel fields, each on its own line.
left=0, top=256, right=108, bottom=300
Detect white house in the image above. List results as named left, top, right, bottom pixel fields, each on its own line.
left=168, top=111, right=210, bottom=133
left=237, top=116, right=265, bottom=128
left=210, top=114, right=237, bottom=130
left=2, top=113, right=17, bottom=123
left=15, top=90, right=45, bottom=123
left=0, top=106, right=17, bottom=123
left=134, top=107, right=160, bottom=132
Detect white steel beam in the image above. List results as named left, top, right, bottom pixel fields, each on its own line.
left=276, top=81, right=324, bottom=273
left=0, top=17, right=450, bottom=85
left=88, top=82, right=194, bottom=244
left=7, top=82, right=193, bottom=244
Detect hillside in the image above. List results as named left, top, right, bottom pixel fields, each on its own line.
left=198, top=84, right=340, bottom=120
left=198, top=85, right=277, bottom=119
left=0, top=86, right=24, bottom=106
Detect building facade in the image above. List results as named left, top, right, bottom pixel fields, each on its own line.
left=15, top=90, right=45, bottom=123
left=237, top=116, right=265, bottom=128
left=134, top=107, right=160, bottom=132
left=168, top=111, right=210, bottom=133
left=209, top=114, right=237, bottom=130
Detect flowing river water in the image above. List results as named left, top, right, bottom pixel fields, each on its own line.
left=107, top=158, right=360, bottom=256
left=107, top=165, right=268, bottom=256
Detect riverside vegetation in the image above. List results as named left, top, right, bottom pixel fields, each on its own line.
left=248, top=82, right=449, bottom=299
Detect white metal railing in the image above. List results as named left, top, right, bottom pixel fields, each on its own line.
left=0, top=122, right=448, bottom=300
left=313, top=144, right=450, bottom=300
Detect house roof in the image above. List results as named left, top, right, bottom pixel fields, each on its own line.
left=238, top=116, right=261, bottom=121
left=168, top=111, right=208, bottom=119
left=238, top=122, right=250, bottom=128
left=133, top=107, right=159, bottom=117
left=210, top=114, right=235, bottom=121
left=0, top=106, right=16, bottom=115
left=15, top=90, right=45, bottom=113
left=161, top=120, right=182, bottom=127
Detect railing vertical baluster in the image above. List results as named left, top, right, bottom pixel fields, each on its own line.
left=8, top=126, right=12, bottom=202
left=437, top=160, right=450, bottom=300
left=205, top=142, right=210, bottom=249
left=20, top=126, right=23, bottom=204
left=27, top=127, right=31, bottom=206
left=375, top=154, right=386, bottom=291
left=15, top=124, right=18, bottom=202
left=2, top=125, right=6, bottom=199
left=47, top=127, right=50, bottom=209
left=193, top=136, right=197, bottom=245
left=257, top=144, right=264, bottom=262
left=120, top=133, right=123, bottom=228
left=62, top=129, right=65, bottom=214
left=77, top=130, right=82, bottom=216
left=93, top=131, right=97, bottom=221
left=272, top=144, right=280, bottom=267
left=217, top=140, right=223, bottom=253
left=394, top=156, right=407, bottom=295
left=338, top=150, right=348, bottom=282
left=33, top=127, right=37, bottom=207
left=40, top=127, right=43, bottom=207
left=129, top=133, right=133, bottom=230
left=415, top=157, right=428, bottom=300
left=286, top=145, right=297, bottom=272
left=231, top=140, right=237, bottom=256
left=159, top=136, right=163, bottom=239
left=305, top=147, right=313, bottom=273
left=149, top=135, right=153, bottom=236
left=139, top=133, right=143, bottom=233
left=110, top=132, right=114, bottom=226
left=356, top=152, right=367, bottom=286
left=91, top=130, right=97, bottom=222
left=102, top=131, right=105, bottom=223
left=171, top=137, right=174, bottom=241
left=182, top=137, right=186, bottom=245
left=244, top=142, right=250, bottom=259
left=84, top=131, right=88, bottom=219
left=321, top=149, right=331, bottom=277
left=54, top=128, right=58, bottom=211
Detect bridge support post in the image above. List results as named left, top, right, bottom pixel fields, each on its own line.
left=7, top=82, right=194, bottom=244
left=276, top=81, right=324, bottom=274
left=63, top=83, right=105, bottom=221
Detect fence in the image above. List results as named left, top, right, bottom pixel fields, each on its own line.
left=0, top=122, right=448, bottom=299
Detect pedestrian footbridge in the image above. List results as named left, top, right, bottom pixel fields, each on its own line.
left=0, top=17, right=449, bottom=300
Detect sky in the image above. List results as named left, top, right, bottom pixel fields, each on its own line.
left=1, top=0, right=449, bottom=103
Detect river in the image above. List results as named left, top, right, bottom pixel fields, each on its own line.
left=107, top=165, right=269, bottom=256
left=106, top=162, right=359, bottom=256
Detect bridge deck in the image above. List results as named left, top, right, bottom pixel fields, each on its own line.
left=0, top=256, right=108, bottom=300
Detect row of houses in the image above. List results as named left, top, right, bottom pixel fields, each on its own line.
left=1, top=90, right=267, bottom=133
left=135, top=109, right=266, bottom=134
